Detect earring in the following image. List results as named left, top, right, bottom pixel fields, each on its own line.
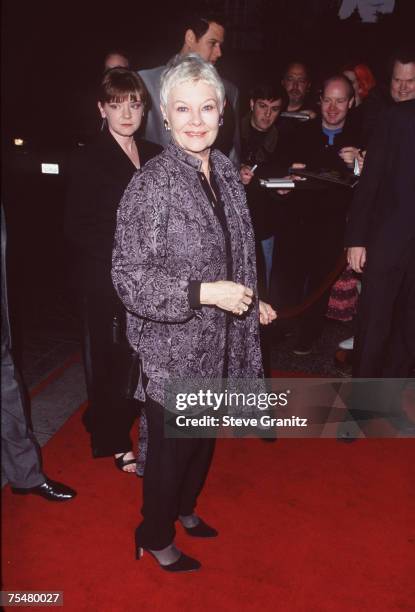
left=218, top=115, right=224, bottom=127
left=101, top=117, right=107, bottom=132
left=163, top=119, right=171, bottom=131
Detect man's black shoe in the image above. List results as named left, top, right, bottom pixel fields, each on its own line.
left=11, top=479, right=76, bottom=502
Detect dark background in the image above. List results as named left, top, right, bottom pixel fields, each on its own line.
left=2, top=0, right=414, bottom=142
left=1, top=0, right=413, bottom=364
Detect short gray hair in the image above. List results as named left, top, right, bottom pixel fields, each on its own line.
left=160, top=53, right=225, bottom=112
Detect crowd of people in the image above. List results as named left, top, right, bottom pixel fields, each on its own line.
left=2, top=10, right=414, bottom=573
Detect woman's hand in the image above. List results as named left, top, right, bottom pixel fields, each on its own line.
left=259, top=300, right=277, bottom=325
left=200, top=281, right=254, bottom=315
left=240, top=165, right=255, bottom=186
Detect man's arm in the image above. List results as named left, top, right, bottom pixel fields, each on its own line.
left=347, top=246, right=367, bottom=273
left=344, top=109, right=391, bottom=247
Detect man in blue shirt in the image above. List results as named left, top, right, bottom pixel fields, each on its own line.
left=272, top=75, right=362, bottom=354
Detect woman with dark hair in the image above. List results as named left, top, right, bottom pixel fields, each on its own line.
left=65, top=68, right=161, bottom=471
left=112, top=54, right=276, bottom=572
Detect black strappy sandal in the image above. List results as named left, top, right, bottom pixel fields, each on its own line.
left=114, top=453, right=136, bottom=473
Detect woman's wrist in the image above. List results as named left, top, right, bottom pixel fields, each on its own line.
left=200, top=282, right=216, bottom=306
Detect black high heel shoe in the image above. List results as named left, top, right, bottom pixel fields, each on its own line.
left=135, top=533, right=201, bottom=573
left=183, top=518, right=218, bottom=538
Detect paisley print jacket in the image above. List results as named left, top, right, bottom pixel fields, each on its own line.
left=112, top=142, right=263, bottom=405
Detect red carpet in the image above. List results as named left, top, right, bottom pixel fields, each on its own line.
left=2, top=407, right=415, bottom=611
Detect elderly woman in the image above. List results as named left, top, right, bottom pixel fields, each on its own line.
left=65, top=69, right=161, bottom=471
left=112, top=54, right=276, bottom=572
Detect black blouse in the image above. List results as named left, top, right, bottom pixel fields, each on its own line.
left=188, top=164, right=233, bottom=309
left=65, top=129, right=162, bottom=294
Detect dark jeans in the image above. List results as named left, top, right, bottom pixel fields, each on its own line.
left=136, top=396, right=216, bottom=550
left=81, top=290, right=139, bottom=456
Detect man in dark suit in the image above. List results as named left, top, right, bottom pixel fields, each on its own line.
left=357, top=48, right=415, bottom=147
left=345, top=99, right=415, bottom=378
left=139, top=12, right=240, bottom=166
left=1, top=206, right=76, bottom=501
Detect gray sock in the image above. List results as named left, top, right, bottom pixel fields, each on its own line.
left=149, top=543, right=181, bottom=566
left=179, top=513, right=200, bottom=529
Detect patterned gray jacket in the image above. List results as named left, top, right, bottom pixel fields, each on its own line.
left=112, top=142, right=263, bottom=405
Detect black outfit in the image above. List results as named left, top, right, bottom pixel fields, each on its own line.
left=240, top=115, right=289, bottom=372
left=200, top=170, right=233, bottom=281
left=138, top=396, right=216, bottom=549
left=241, top=115, right=287, bottom=242
left=240, top=115, right=288, bottom=299
left=137, top=167, right=227, bottom=550
left=357, top=86, right=393, bottom=148
left=65, top=129, right=161, bottom=456
left=345, top=99, right=415, bottom=377
left=272, top=116, right=362, bottom=346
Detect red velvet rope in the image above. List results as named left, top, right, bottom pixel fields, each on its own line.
left=274, top=251, right=348, bottom=319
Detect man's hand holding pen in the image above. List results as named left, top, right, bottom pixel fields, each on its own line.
left=240, top=163, right=257, bottom=186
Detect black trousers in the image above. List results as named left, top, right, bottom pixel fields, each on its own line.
left=297, top=218, right=345, bottom=346
left=81, top=290, right=139, bottom=456
left=271, top=197, right=307, bottom=311
left=353, top=238, right=415, bottom=377
left=136, top=396, right=216, bottom=550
